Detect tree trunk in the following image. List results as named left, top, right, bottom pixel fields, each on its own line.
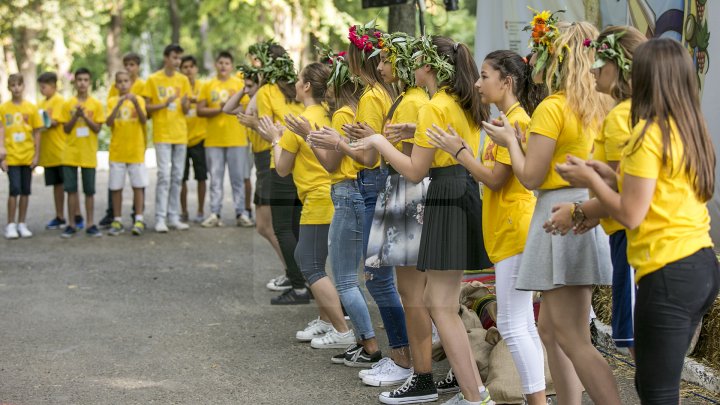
left=199, top=14, right=213, bottom=73
left=583, top=0, right=602, bottom=29
left=389, top=2, right=417, bottom=36
left=106, top=0, right=123, bottom=82
left=15, top=27, right=39, bottom=102
left=169, top=0, right=181, bottom=45
left=50, top=25, right=72, bottom=97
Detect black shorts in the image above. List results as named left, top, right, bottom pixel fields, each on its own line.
left=8, top=166, right=32, bottom=196
left=253, top=150, right=272, bottom=206
left=44, top=166, right=64, bottom=186
left=63, top=166, right=96, bottom=195
left=183, top=141, right=208, bottom=182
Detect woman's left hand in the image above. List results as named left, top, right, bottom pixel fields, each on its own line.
left=285, top=114, right=313, bottom=140
left=348, top=133, right=380, bottom=152
left=543, top=203, right=574, bottom=236
left=426, top=124, right=465, bottom=156
left=343, top=122, right=376, bottom=140
left=555, top=155, right=600, bottom=189
left=257, top=116, right=283, bottom=143
left=481, top=113, right=521, bottom=148
left=307, top=126, right=343, bottom=150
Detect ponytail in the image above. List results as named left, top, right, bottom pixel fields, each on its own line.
left=484, top=50, right=547, bottom=115
left=432, top=36, right=488, bottom=127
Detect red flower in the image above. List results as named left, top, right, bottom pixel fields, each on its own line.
left=338, top=51, right=347, bottom=57
left=583, top=38, right=592, bottom=47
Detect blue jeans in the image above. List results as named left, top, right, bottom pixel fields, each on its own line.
left=329, top=180, right=374, bottom=340
left=357, top=168, right=409, bottom=349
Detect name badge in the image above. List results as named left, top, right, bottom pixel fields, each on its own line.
left=167, top=102, right=177, bottom=112
left=12, top=132, right=25, bottom=143
left=188, top=108, right=196, bottom=117
left=76, top=126, right=90, bottom=137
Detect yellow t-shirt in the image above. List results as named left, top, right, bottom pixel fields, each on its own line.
left=107, top=96, right=147, bottom=163
left=620, top=120, right=713, bottom=282
left=414, top=88, right=480, bottom=168
left=528, top=93, right=598, bottom=190
left=356, top=84, right=393, bottom=169
left=107, top=78, right=146, bottom=100
left=56, top=96, right=105, bottom=168
left=594, top=99, right=632, bottom=235
left=186, top=79, right=208, bottom=147
left=279, top=104, right=334, bottom=224
left=0, top=100, right=42, bottom=166
left=391, top=87, right=428, bottom=145
left=142, top=70, right=191, bottom=144
left=256, top=83, right=304, bottom=169
left=480, top=103, right=536, bottom=263
left=330, top=106, right=359, bottom=184
left=201, top=76, right=248, bottom=147
left=38, top=93, right=66, bottom=168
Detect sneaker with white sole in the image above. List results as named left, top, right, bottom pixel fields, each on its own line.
left=168, top=220, right=190, bottom=230
left=362, top=358, right=413, bottom=386
left=310, top=329, right=356, bottom=349
left=359, top=356, right=393, bottom=378
left=155, top=219, right=169, bottom=233
left=441, top=391, right=494, bottom=405
left=333, top=344, right=363, bottom=364
left=201, top=213, right=222, bottom=228
left=236, top=212, right=255, bottom=227
left=5, top=223, right=18, bottom=240
left=266, top=275, right=292, bottom=291
left=379, top=372, right=438, bottom=404
left=344, top=347, right=382, bottom=368
left=435, top=368, right=460, bottom=395
left=17, top=223, right=32, bottom=238
left=296, top=318, right=333, bottom=342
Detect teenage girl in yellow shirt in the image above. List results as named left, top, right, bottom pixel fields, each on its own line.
left=547, top=26, right=646, bottom=359
left=351, top=35, right=493, bottom=405
left=428, top=50, right=547, bottom=405
left=258, top=62, right=356, bottom=349
left=555, top=38, right=719, bottom=405
left=483, top=18, right=621, bottom=404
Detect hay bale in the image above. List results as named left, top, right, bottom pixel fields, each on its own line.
left=592, top=286, right=613, bottom=325
left=693, top=297, right=720, bottom=369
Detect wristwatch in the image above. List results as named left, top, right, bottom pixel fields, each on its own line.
left=571, top=201, right=586, bottom=226
left=271, top=139, right=280, bottom=148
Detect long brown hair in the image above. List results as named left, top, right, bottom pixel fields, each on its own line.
left=432, top=36, right=489, bottom=127
left=630, top=38, right=715, bottom=201
left=596, top=26, right=646, bottom=101
left=483, top=50, right=546, bottom=115
left=300, top=62, right=331, bottom=104
left=347, top=38, right=397, bottom=100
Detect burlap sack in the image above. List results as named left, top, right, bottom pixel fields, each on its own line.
left=468, top=327, right=494, bottom=381
left=460, top=281, right=493, bottom=309
left=485, top=339, right=556, bottom=404
left=431, top=305, right=482, bottom=361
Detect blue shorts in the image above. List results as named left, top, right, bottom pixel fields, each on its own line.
left=610, top=230, right=635, bottom=348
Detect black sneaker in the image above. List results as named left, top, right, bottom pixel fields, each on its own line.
left=99, top=213, right=113, bottom=229
left=379, top=372, right=438, bottom=404
left=344, top=347, right=382, bottom=368
left=331, top=343, right=363, bottom=364
left=435, top=368, right=460, bottom=394
left=61, top=226, right=77, bottom=239
left=270, top=289, right=311, bottom=305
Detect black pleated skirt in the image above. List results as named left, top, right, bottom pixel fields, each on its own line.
left=417, top=165, right=492, bottom=271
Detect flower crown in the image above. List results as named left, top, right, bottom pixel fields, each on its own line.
left=583, top=32, right=631, bottom=79
left=523, top=7, right=564, bottom=76
left=381, top=32, right=417, bottom=87
left=412, top=35, right=455, bottom=84
left=349, top=18, right=383, bottom=58
left=316, top=45, right=357, bottom=95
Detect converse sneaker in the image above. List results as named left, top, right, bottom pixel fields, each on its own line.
left=295, top=318, right=333, bottom=342
left=362, top=358, right=413, bottom=386
left=441, top=391, right=494, bottom=405
left=17, top=223, right=32, bottom=238
left=344, top=347, right=382, bottom=368
left=333, top=344, right=363, bottom=364
left=5, top=223, right=18, bottom=240
left=435, top=368, right=460, bottom=394
left=266, top=275, right=292, bottom=291
left=270, top=289, right=310, bottom=305
left=379, top=372, right=438, bottom=404
left=310, top=329, right=356, bottom=349
left=359, top=356, right=392, bottom=378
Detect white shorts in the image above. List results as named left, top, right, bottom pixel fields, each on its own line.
left=109, top=162, right=149, bottom=190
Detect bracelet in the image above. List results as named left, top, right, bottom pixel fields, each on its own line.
left=271, top=139, right=280, bottom=148
left=454, top=145, right=468, bottom=159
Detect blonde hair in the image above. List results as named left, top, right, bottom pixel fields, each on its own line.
left=543, top=21, right=612, bottom=129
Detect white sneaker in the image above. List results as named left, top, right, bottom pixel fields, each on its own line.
left=17, top=223, right=32, bottom=238
left=266, top=275, right=292, bottom=291
left=296, top=318, right=333, bottom=342
left=155, top=220, right=169, bottom=233
left=362, top=358, right=413, bottom=387
left=441, top=391, right=494, bottom=405
left=236, top=212, right=255, bottom=227
left=201, top=213, right=222, bottom=228
left=310, top=328, right=356, bottom=349
left=359, top=357, right=393, bottom=379
left=5, top=223, right=18, bottom=239
left=168, top=220, right=190, bottom=230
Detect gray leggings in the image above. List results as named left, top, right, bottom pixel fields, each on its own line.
left=294, top=224, right=330, bottom=286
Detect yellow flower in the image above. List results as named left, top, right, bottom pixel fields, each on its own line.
left=532, top=10, right=552, bottom=26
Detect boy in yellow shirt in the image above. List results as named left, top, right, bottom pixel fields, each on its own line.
left=197, top=51, right=250, bottom=227
left=179, top=55, right=208, bottom=223
left=106, top=71, right=148, bottom=236
left=57, top=67, right=105, bottom=238
left=37, top=72, right=67, bottom=230
left=0, top=74, right=42, bottom=239
left=143, top=44, right=192, bottom=233
left=101, top=52, right=147, bottom=228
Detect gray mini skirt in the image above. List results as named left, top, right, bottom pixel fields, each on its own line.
left=516, top=187, right=612, bottom=291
